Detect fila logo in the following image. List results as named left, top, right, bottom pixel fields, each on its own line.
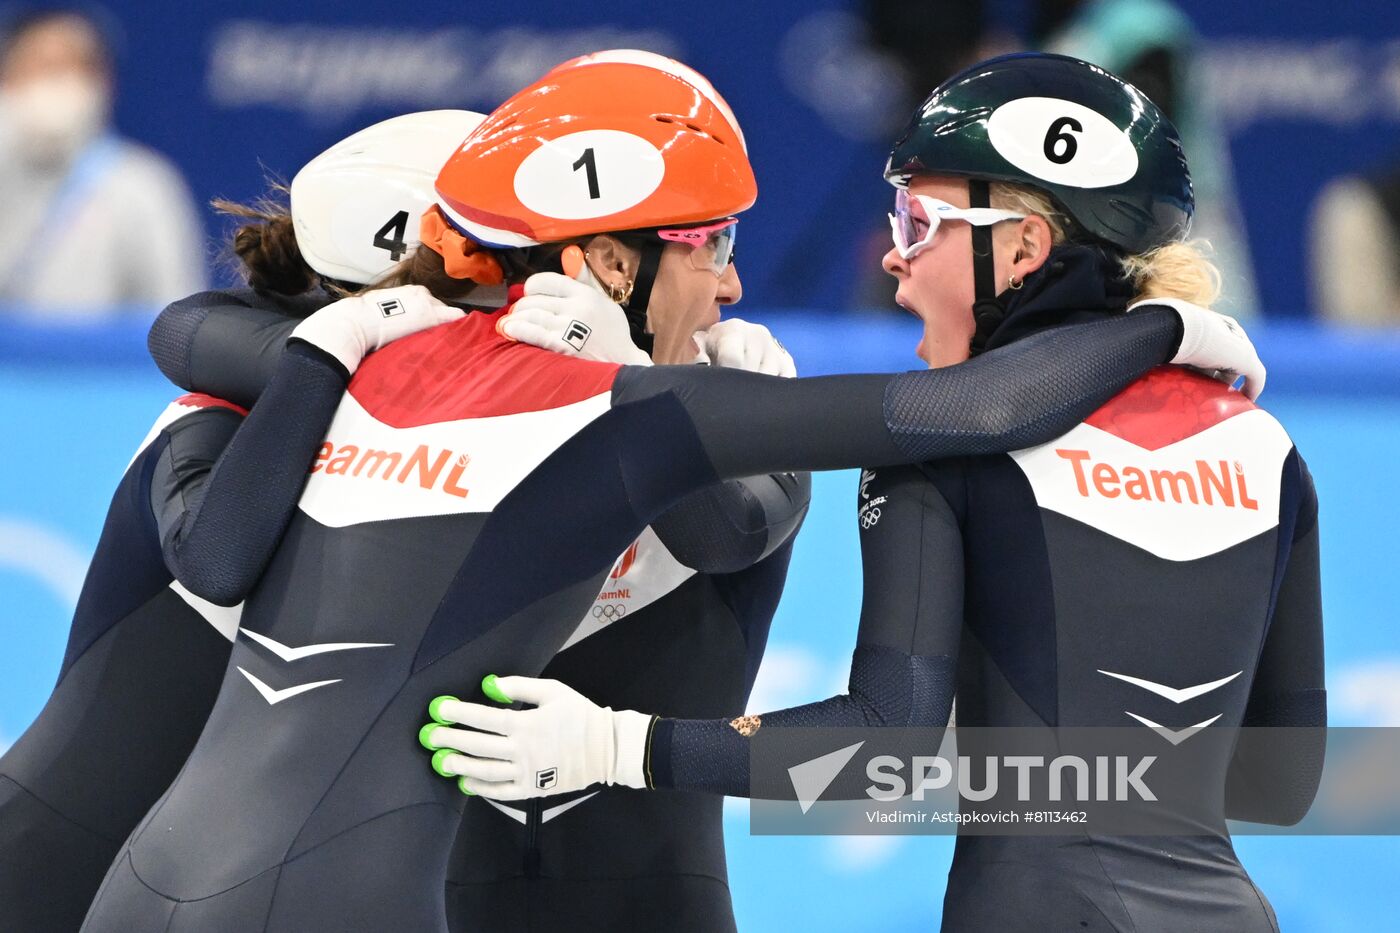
left=1056, top=449, right=1259, bottom=510
left=563, top=320, right=592, bottom=351
left=377, top=298, right=405, bottom=317
left=536, top=767, right=559, bottom=790
left=312, top=442, right=471, bottom=499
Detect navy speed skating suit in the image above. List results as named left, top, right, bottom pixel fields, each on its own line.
left=152, top=289, right=812, bottom=932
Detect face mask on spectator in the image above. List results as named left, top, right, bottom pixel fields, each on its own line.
left=0, top=73, right=108, bottom=165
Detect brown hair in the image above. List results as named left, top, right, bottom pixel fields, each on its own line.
left=373, top=242, right=498, bottom=301
left=989, top=181, right=1221, bottom=307
left=212, top=190, right=323, bottom=296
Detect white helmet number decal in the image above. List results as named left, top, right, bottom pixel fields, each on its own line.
left=986, top=97, right=1138, bottom=189
left=514, top=129, right=665, bottom=220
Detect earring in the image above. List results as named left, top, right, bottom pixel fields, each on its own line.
left=607, top=280, right=635, bottom=304
left=1007, top=274, right=1023, bottom=291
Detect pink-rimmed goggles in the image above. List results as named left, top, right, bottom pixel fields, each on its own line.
left=656, top=217, right=738, bottom=275
left=888, top=190, right=1025, bottom=262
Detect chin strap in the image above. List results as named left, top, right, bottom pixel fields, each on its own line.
left=968, top=179, right=1005, bottom=356
left=621, top=238, right=663, bottom=356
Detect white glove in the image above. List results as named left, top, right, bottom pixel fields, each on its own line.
left=499, top=272, right=651, bottom=366
left=289, top=284, right=461, bottom=374
left=694, top=318, right=797, bottom=377
left=420, top=675, right=653, bottom=800
left=1128, top=297, right=1266, bottom=400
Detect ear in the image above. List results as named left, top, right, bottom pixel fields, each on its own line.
left=582, top=235, right=640, bottom=291
left=1008, top=215, right=1053, bottom=280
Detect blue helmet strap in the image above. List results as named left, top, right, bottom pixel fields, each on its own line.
left=969, top=179, right=1005, bottom=355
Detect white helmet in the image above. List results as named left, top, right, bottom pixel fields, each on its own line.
left=290, top=109, right=486, bottom=285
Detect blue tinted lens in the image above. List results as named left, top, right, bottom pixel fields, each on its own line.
left=711, top=224, right=736, bottom=272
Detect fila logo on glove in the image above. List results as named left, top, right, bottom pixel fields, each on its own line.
left=563, top=319, right=592, bottom=351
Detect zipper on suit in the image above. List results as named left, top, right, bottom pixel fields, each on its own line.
left=524, top=799, right=542, bottom=878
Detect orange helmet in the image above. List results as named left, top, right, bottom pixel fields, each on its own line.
left=541, top=49, right=748, bottom=154
left=434, top=54, right=756, bottom=247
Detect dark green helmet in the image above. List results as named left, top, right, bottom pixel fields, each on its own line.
left=885, top=52, right=1193, bottom=254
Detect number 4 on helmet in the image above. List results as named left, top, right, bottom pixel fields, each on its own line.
left=289, top=109, right=487, bottom=285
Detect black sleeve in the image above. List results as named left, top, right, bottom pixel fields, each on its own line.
left=410, top=307, right=1188, bottom=686
left=425, top=309, right=1185, bottom=676
left=614, top=307, right=1184, bottom=478
left=650, top=472, right=811, bottom=574
left=645, top=464, right=963, bottom=796
left=151, top=341, right=348, bottom=606
left=1225, top=455, right=1326, bottom=825
left=148, top=289, right=318, bottom=409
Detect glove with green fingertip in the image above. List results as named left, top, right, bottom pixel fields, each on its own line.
left=418, top=674, right=655, bottom=800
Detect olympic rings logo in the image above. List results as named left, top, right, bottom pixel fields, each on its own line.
left=859, top=493, right=887, bottom=530
left=592, top=603, right=628, bottom=621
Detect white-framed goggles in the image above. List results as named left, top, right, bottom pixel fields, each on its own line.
left=888, top=190, right=1026, bottom=261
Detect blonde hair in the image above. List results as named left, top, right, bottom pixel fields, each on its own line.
left=988, top=181, right=1221, bottom=307
left=989, top=182, right=1070, bottom=243
left=1118, top=241, right=1222, bottom=307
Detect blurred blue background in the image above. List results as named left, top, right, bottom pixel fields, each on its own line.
left=15, top=0, right=1399, bottom=317
left=3, top=1, right=1400, bottom=931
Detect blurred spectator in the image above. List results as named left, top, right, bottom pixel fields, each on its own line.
left=865, top=0, right=998, bottom=117
left=1036, top=0, right=1259, bottom=318
left=852, top=0, right=999, bottom=310
left=1310, top=159, right=1400, bottom=326
left=0, top=7, right=205, bottom=314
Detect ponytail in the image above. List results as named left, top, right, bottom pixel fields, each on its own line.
left=1118, top=241, right=1223, bottom=308
left=212, top=192, right=320, bottom=296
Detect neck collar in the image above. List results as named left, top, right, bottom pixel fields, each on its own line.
left=971, top=242, right=1134, bottom=355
